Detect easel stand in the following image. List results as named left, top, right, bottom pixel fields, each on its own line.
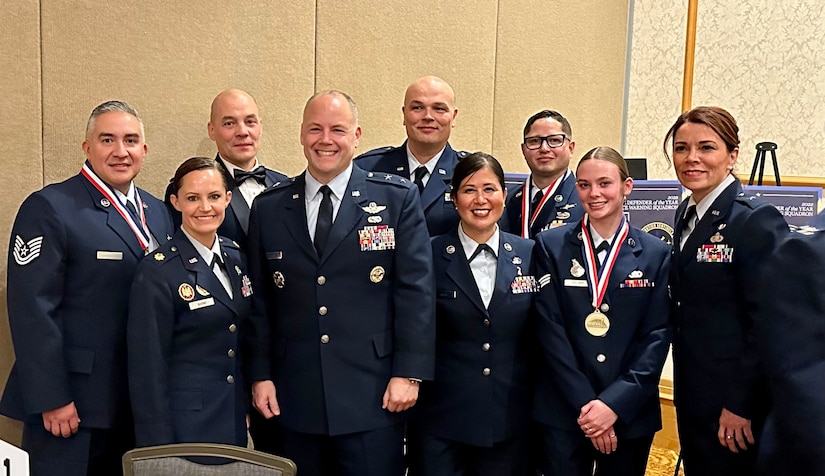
left=748, top=141, right=781, bottom=186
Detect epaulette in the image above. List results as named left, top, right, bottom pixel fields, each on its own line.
left=148, top=245, right=180, bottom=267
left=259, top=177, right=296, bottom=196
left=734, top=191, right=766, bottom=210
left=365, top=171, right=414, bottom=189
left=218, top=236, right=241, bottom=250
left=356, top=146, right=397, bottom=159
left=456, top=150, right=470, bottom=159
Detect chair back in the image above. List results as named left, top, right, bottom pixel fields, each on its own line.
left=122, top=443, right=296, bottom=476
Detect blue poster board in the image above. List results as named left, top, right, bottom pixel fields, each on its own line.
left=742, top=185, right=821, bottom=226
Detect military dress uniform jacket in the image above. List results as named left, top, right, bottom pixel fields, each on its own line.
left=533, top=223, right=671, bottom=438
left=670, top=181, right=787, bottom=420
left=501, top=173, right=583, bottom=239
left=246, top=165, right=436, bottom=436
left=412, top=230, right=536, bottom=447
left=355, top=141, right=466, bottom=237
left=0, top=173, right=174, bottom=428
left=164, top=154, right=288, bottom=248
left=752, top=228, right=825, bottom=474
left=127, top=231, right=251, bottom=447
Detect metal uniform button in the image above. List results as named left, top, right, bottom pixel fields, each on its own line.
left=482, top=368, right=491, bottom=376
left=226, top=375, right=235, bottom=384
left=227, top=349, right=235, bottom=358
left=600, top=303, right=610, bottom=313
left=317, top=276, right=326, bottom=285
left=321, top=334, right=330, bottom=344
left=482, top=343, right=491, bottom=351
left=229, top=323, right=237, bottom=333
left=319, top=306, right=328, bottom=316
left=483, top=319, right=491, bottom=327
left=596, top=354, right=606, bottom=363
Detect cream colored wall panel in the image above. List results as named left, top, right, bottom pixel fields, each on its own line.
left=40, top=1, right=316, bottom=198
left=494, top=0, right=630, bottom=174
left=0, top=0, right=41, bottom=446
left=314, top=0, right=498, bottom=156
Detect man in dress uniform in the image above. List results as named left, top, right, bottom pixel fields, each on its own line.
left=246, top=90, right=435, bottom=476
left=502, top=110, right=583, bottom=239
left=0, top=101, right=174, bottom=475
left=165, top=88, right=288, bottom=249
left=355, top=75, right=466, bottom=236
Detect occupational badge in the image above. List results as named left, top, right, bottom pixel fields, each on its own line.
left=178, top=283, right=195, bottom=301
left=710, top=232, right=724, bottom=243
left=570, top=259, right=585, bottom=278
left=361, top=202, right=388, bottom=214
left=196, top=285, right=210, bottom=296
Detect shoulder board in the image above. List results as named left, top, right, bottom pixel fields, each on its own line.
left=218, top=236, right=241, bottom=250
left=356, top=146, right=397, bottom=159
left=734, top=191, right=765, bottom=209
left=148, top=244, right=180, bottom=267
left=260, top=177, right=296, bottom=195
left=456, top=150, right=470, bottom=159
left=365, top=171, right=413, bottom=188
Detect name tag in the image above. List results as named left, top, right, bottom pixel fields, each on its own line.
left=266, top=251, right=283, bottom=260
left=564, top=279, right=588, bottom=288
left=189, top=297, right=215, bottom=310
left=96, top=251, right=123, bottom=260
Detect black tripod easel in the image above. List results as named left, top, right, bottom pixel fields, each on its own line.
left=748, top=141, right=781, bottom=186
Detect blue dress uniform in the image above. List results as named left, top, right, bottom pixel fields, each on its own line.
left=246, top=165, right=435, bottom=475
left=127, top=231, right=251, bottom=447
left=533, top=223, right=671, bottom=475
left=164, top=155, right=288, bottom=249
left=752, top=227, right=825, bottom=475
left=807, top=209, right=825, bottom=229
left=0, top=172, right=173, bottom=476
left=670, top=181, right=787, bottom=476
left=355, top=141, right=467, bottom=236
left=501, top=173, right=583, bottom=239
left=408, top=230, right=536, bottom=475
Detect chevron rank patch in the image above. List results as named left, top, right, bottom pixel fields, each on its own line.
left=13, top=235, right=44, bottom=265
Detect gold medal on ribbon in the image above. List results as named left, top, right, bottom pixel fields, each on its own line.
left=584, top=310, right=610, bottom=337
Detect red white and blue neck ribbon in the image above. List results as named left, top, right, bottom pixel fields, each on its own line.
left=519, top=170, right=569, bottom=238
left=581, top=214, right=628, bottom=310
left=81, top=162, right=150, bottom=251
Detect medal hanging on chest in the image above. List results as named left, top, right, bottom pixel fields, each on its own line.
left=580, top=215, right=628, bottom=337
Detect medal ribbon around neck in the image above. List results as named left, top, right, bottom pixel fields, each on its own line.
left=519, top=169, right=569, bottom=238
left=81, top=162, right=150, bottom=251
left=580, top=214, right=629, bottom=311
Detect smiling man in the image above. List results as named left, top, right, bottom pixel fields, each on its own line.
left=0, top=101, right=174, bottom=476
left=356, top=75, right=466, bottom=236
left=503, top=110, right=583, bottom=239
left=246, top=90, right=435, bottom=476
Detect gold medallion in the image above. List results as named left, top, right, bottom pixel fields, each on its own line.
left=584, top=310, right=610, bottom=337
left=370, top=265, right=385, bottom=283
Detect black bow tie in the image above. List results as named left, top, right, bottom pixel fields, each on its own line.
left=233, top=166, right=266, bottom=186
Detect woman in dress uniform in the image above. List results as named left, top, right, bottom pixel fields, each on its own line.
left=664, top=106, right=787, bottom=476
left=407, top=152, right=537, bottom=476
left=532, top=147, right=671, bottom=476
left=127, top=157, right=252, bottom=447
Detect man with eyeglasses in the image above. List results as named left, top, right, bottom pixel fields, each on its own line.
left=503, top=110, right=583, bottom=239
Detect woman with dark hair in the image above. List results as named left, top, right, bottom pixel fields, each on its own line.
left=408, top=152, right=537, bottom=475
left=532, top=146, right=671, bottom=475
left=664, top=106, right=787, bottom=475
left=127, top=157, right=252, bottom=447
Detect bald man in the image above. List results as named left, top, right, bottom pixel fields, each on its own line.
left=356, top=76, right=467, bottom=236
left=165, top=89, right=288, bottom=249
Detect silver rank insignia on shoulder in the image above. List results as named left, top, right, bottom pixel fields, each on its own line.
left=352, top=190, right=361, bottom=197
left=504, top=243, right=513, bottom=251
left=362, top=202, right=387, bottom=214
left=446, top=245, right=456, bottom=254
left=196, top=285, right=210, bottom=296
left=12, top=235, right=43, bottom=266
left=554, top=195, right=563, bottom=202
left=710, top=232, right=724, bottom=243
left=100, top=198, right=110, bottom=207
left=188, top=257, right=198, bottom=264
left=154, top=253, right=165, bottom=261
left=399, top=178, right=407, bottom=183
left=385, top=174, right=393, bottom=180
left=629, top=269, right=643, bottom=278
left=571, top=259, right=585, bottom=277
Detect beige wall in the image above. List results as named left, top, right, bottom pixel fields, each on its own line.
left=0, top=1, right=629, bottom=443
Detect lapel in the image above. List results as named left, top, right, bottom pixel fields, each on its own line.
left=419, top=144, right=456, bottom=212
left=177, top=233, right=237, bottom=314
left=215, top=155, right=253, bottom=234
left=81, top=177, right=146, bottom=259
left=487, top=237, right=521, bottom=314
left=442, top=232, right=488, bottom=316
left=680, top=181, right=739, bottom=267
left=140, top=188, right=172, bottom=245
left=320, top=167, right=370, bottom=264
left=281, top=174, right=319, bottom=263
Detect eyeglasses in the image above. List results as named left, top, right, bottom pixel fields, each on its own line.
left=523, top=134, right=568, bottom=150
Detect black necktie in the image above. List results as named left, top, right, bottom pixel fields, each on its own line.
left=531, top=189, right=544, bottom=216
left=125, top=200, right=140, bottom=220
left=469, top=243, right=495, bottom=262
left=680, top=205, right=697, bottom=236
left=314, top=186, right=333, bottom=256
left=413, top=166, right=428, bottom=194
left=234, top=166, right=267, bottom=186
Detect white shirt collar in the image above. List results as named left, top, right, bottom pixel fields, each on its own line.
left=113, top=182, right=137, bottom=207
left=458, top=223, right=500, bottom=260
left=180, top=226, right=221, bottom=264
left=305, top=162, right=353, bottom=202
left=218, top=155, right=261, bottom=175
left=406, top=144, right=445, bottom=176
left=688, top=174, right=736, bottom=220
